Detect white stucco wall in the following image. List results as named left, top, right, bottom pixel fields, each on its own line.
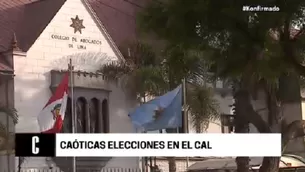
left=14, top=0, right=138, bottom=169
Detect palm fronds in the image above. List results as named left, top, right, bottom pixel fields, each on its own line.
left=100, top=60, right=168, bottom=99
left=130, top=66, right=168, bottom=96
left=120, top=40, right=160, bottom=67
left=98, top=60, right=133, bottom=83
left=0, top=130, right=14, bottom=152
left=0, top=106, right=18, bottom=154
left=187, top=83, right=220, bottom=132
left=99, top=41, right=166, bottom=98
left=0, top=106, right=18, bottom=124
left=99, top=41, right=220, bottom=132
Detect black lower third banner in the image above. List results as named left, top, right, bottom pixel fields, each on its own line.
left=15, top=133, right=56, bottom=157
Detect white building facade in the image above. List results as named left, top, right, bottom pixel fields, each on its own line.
left=11, top=0, right=139, bottom=170
left=0, top=0, right=304, bottom=171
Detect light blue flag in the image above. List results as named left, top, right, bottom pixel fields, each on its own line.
left=143, top=86, right=182, bottom=131
left=129, top=85, right=182, bottom=131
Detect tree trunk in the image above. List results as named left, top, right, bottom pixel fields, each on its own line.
left=231, top=76, right=305, bottom=172
left=166, top=71, right=177, bottom=172
left=234, top=94, right=250, bottom=172
left=235, top=157, right=250, bottom=172
left=260, top=74, right=301, bottom=172
left=259, top=157, right=280, bottom=172
left=282, top=120, right=305, bottom=151
left=195, top=120, right=201, bottom=133
left=166, top=128, right=177, bottom=172
left=168, top=157, right=176, bottom=172
left=257, top=80, right=281, bottom=172
left=232, top=82, right=250, bottom=172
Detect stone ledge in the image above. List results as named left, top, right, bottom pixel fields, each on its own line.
left=13, top=50, right=26, bottom=57
left=50, top=70, right=111, bottom=91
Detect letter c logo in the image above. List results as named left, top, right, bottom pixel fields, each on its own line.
left=32, top=136, right=39, bottom=155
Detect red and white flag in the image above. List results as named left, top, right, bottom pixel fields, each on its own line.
left=37, top=73, right=69, bottom=133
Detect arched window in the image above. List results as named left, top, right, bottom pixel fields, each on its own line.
left=61, top=97, right=72, bottom=133
left=89, top=98, right=99, bottom=133
left=102, top=99, right=109, bottom=133
left=76, top=97, right=87, bottom=133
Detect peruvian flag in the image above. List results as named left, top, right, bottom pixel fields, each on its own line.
left=37, top=73, right=69, bottom=133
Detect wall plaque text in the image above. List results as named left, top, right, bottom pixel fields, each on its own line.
left=51, top=34, right=102, bottom=50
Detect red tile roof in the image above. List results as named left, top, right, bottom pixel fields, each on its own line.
left=87, top=0, right=140, bottom=49
left=0, top=0, right=66, bottom=52
left=0, top=0, right=142, bottom=52
left=0, top=0, right=34, bottom=51
left=16, top=0, right=66, bottom=51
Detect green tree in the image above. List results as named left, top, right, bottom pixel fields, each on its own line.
left=0, top=106, right=17, bottom=154
left=162, top=44, right=220, bottom=172
left=0, top=105, right=18, bottom=172
left=187, top=84, right=220, bottom=133
left=99, top=41, right=167, bottom=101
left=1, top=106, right=25, bottom=172
left=99, top=41, right=220, bottom=172
left=137, top=1, right=305, bottom=172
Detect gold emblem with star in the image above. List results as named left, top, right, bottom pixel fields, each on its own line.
left=153, top=106, right=164, bottom=120
left=70, top=15, right=85, bottom=34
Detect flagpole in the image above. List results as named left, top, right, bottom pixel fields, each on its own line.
left=182, top=78, right=189, bottom=168
left=141, top=95, right=147, bottom=172
left=182, top=78, right=188, bottom=133
left=68, top=58, right=76, bottom=172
